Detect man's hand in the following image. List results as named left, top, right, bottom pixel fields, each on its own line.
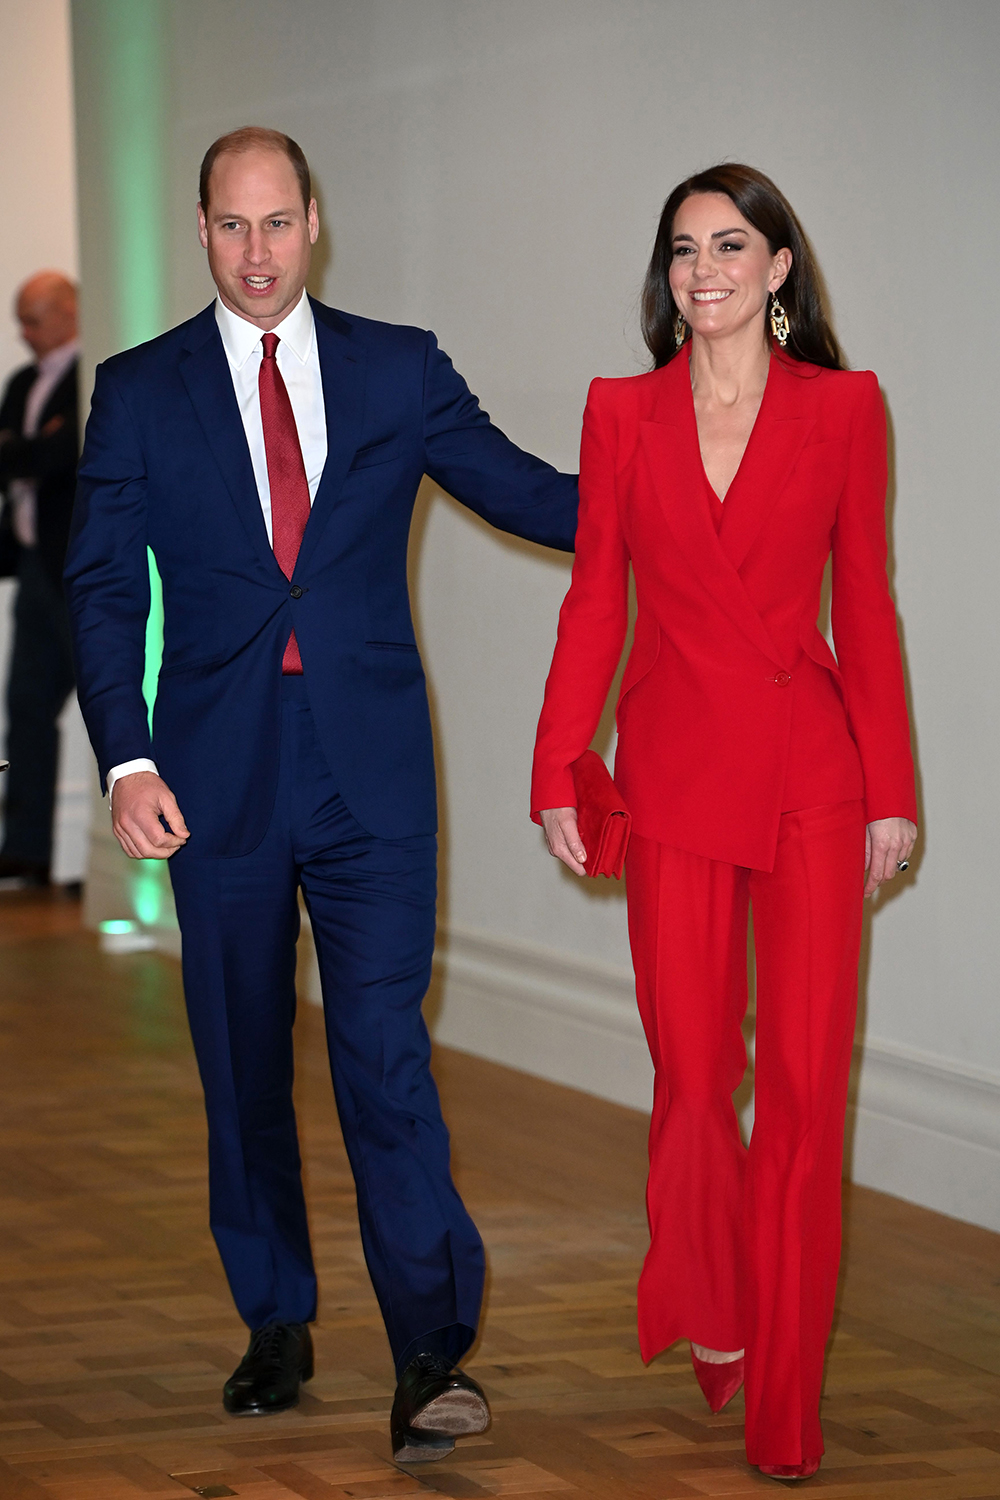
left=540, top=807, right=588, bottom=876
left=111, top=771, right=190, bottom=860
left=864, top=817, right=917, bottom=897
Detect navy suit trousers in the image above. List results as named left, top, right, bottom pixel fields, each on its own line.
left=2, top=548, right=76, bottom=866
left=169, top=676, right=484, bottom=1376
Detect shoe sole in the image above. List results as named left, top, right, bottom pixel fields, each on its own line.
left=393, top=1431, right=457, bottom=1463
left=226, top=1393, right=300, bottom=1416
left=410, top=1386, right=490, bottom=1437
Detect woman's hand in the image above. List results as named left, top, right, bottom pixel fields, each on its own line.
left=864, top=817, right=917, bottom=897
left=540, top=807, right=588, bottom=876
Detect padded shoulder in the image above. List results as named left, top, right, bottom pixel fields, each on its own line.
left=310, top=299, right=433, bottom=363
left=98, top=308, right=214, bottom=384
left=798, top=362, right=880, bottom=404
left=586, top=367, right=658, bottom=407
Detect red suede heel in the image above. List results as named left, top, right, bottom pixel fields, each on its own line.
left=757, top=1459, right=821, bottom=1481
left=690, top=1347, right=745, bottom=1413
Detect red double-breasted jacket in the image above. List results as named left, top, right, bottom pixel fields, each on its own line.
left=531, top=346, right=917, bottom=872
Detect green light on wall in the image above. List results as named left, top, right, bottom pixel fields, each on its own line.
left=133, top=862, right=165, bottom=927
left=102, top=0, right=166, bottom=351
left=97, top=0, right=167, bottom=729
left=143, top=548, right=163, bottom=728
left=87, top=0, right=171, bottom=920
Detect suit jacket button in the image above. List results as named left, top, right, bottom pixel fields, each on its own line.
left=774, top=670, right=791, bottom=687
left=289, top=584, right=303, bottom=599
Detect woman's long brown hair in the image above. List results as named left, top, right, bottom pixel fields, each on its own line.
left=641, top=162, right=845, bottom=371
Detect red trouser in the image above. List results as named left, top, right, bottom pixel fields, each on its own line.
left=625, top=801, right=866, bottom=1466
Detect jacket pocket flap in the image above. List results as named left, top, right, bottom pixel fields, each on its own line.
left=350, top=438, right=400, bottom=470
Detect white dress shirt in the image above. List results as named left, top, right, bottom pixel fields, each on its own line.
left=8, top=337, right=80, bottom=548
left=107, top=292, right=328, bottom=800
left=215, top=290, right=327, bottom=535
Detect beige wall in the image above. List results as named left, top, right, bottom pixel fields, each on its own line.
left=0, top=0, right=90, bottom=881
left=73, top=0, right=1000, bottom=1226
left=0, top=0, right=77, bottom=378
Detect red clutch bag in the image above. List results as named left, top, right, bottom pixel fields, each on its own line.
left=570, top=749, right=632, bottom=879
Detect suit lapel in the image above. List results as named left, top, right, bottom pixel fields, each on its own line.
left=178, top=306, right=278, bottom=575
left=38, top=363, right=76, bottom=425
left=292, top=299, right=367, bottom=577
left=716, top=355, right=814, bottom=572
left=640, top=355, right=726, bottom=580
left=178, top=299, right=367, bottom=578
left=638, top=351, right=784, bottom=666
left=6, top=367, right=37, bottom=433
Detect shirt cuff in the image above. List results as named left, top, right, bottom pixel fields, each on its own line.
left=107, top=758, right=159, bottom=801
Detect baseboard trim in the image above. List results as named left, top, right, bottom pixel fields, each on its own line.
left=850, top=1042, right=1000, bottom=1230
left=90, top=885, right=998, bottom=1233
left=430, top=924, right=653, bottom=1110
left=430, top=925, right=1000, bottom=1233
left=50, top=779, right=93, bottom=885
left=83, top=811, right=182, bottom=958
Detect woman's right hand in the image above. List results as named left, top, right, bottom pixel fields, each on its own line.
left=540, top=807, right=588, bottom=876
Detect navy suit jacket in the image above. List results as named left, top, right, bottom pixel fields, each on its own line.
left=65, top=298, right=578, bottom=853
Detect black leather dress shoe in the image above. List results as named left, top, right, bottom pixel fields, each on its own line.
left=391, top=1353, right=490, bottom=1463
left=223, top=1321, right=313, bottom=1415
left=0, top=857, right=49, bottom=888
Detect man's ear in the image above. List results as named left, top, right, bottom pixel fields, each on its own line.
left=308, top=198, right=320, bottom=246
left=197, top=202, right=209, bottom=250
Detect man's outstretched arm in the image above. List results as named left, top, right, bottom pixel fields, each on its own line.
left=421, top=333, right=578, bottom=552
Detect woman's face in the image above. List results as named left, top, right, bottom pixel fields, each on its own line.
left=668, top=192, right=791, bottom=344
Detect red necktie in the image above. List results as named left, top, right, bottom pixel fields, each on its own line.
left=259, top=331, right=311, bottom=674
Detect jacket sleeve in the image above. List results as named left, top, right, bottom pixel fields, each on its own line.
left=830, top=371, right=917, bottom=825
left=421, top=332, right=578, bottom=552
left=0, top=367, right=30, bottom=438
left=63, top=361, right=154, bottom=789
left=0, top=411, right=78, bottom=488
left=530, top=380, right=630, bottom=816
left=0, top=369, right=79, bottom=488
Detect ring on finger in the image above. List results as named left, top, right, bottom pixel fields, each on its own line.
left=896, top=859, right=910, bottom=871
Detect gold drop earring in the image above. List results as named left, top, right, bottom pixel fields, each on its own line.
left=674, top=312, right=688, bottom=350
left=769, top=291, right=790, bottom=348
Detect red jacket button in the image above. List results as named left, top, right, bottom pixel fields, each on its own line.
left=773, top=671, right=791, bottom=687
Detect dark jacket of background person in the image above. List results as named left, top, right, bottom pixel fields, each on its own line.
left=0, top=358, right=80, bottom=585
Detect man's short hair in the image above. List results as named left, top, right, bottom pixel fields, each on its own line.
left=199, top=127, right=311, bottom=214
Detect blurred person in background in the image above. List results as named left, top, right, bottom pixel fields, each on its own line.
left=0, top=271, right=79, bottom=886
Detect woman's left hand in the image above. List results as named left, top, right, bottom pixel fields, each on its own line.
left=864, top=817, right=917, bottom=897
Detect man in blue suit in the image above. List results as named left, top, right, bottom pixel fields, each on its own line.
left=65, top=128, right=576, bottom=1458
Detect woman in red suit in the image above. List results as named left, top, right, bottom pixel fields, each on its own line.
left=532, top=164, right=917, bottom=1481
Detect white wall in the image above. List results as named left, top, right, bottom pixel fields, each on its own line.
left=0, top=0, right=91, bottom=882
left=73, top=0, right=1000, bottom=1227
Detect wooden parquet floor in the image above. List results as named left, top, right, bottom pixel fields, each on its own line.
left=0, top=889, right=996, bottom=1499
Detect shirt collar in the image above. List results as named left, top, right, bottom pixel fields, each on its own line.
left=37, top=338, right=79, bottom=381
left=214, top=291, right=315, bottom=370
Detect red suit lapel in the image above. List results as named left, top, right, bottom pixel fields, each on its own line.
left=637, top=348, right=811, bottom=670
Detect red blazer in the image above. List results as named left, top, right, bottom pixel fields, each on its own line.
left=531, top=347, right=917, bottom=871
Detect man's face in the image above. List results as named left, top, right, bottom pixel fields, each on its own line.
left=198, top=149, right=319, bottom=330
left=17, top=283, right=77, bottom=359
